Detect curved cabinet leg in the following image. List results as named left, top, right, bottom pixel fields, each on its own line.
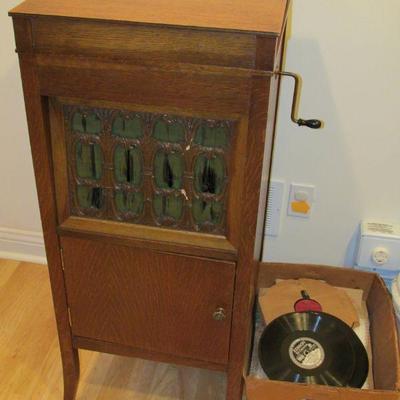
left=61, top=346, right=80, bottom=400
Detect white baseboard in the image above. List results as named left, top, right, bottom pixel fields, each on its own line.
left=0, top=227, right=47, bottom=265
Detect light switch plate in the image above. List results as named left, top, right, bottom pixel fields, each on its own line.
left=288, top=183, right=315, bottom=218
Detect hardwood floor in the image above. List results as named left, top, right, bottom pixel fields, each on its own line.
left=0, top=259, right=226, bottom=399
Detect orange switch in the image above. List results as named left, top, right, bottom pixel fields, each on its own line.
left=291, top=200, right=310, bottom=214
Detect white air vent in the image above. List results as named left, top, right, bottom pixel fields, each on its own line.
left=265, top=180, right=284, bottom=237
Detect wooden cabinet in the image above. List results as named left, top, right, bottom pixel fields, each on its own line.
left=9, top=0, right=292, bottom=398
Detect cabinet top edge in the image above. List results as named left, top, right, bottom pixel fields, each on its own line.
left=9, top=0, right=289, bottom=36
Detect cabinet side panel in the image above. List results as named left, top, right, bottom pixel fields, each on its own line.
left=254, top=30, right=286, bottom=262
left=16, top=46, right=79, bottom=400
left=226, top=35, right=280, bottom=399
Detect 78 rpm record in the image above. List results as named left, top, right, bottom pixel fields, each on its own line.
left=258, top=312, right=369, bottom=388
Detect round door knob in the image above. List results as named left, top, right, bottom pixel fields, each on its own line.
left=213, top=307, right=226, bottom=321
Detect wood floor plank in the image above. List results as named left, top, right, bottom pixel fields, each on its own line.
left=0, top=259, right=226, bottom=399
left=0, top=259, right=20, bottom=288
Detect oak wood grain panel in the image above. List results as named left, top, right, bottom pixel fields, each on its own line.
left=57, top=95, right=241, bottom=121
left=12, top=16, right=33, bottom=53
left=10, top=0, right=289, bottom=35
left=61, top=237, right=236, bottom=365
left=37, top=64, right=251, bottom=117
left=30, top=18, right=258, bottom=69
left=49, top=98, right=69, bottom=223
left=59, top=217, right=237, bottom=261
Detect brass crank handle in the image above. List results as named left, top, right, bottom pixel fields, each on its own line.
left=275, top=71, right=323, bottom=129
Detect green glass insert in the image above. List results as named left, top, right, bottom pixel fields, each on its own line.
left=153, top=194, right=183, bottom=221
left=154, top=151, right=184, bottom=190
left=112, top=116, right=143, bottom=139
left=76, top=142, right=102, bottom=180
left=114, top=190, right=144, bottom=216
left=194, top=154, right=225, bottom=195
left=194, top=125, right=229, bottom=148
left=153, top=119, right=185, bottom=143
left=76, top=186, right=103, bottom=209
left=72, top=112, right=102, bottom=134
left=114, top=145, right=143, bottom=186
left=192, top=199, right=223, bottom=226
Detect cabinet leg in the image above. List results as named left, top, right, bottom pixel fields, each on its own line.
left=226, top=367, right=244, bottom=400
left=61, top=345, right=80, bottom=400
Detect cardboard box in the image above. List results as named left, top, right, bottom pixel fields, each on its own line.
left=245, top=262, right=400, bottom=400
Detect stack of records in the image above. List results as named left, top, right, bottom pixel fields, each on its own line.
left=256, top=279, right=370, bottom=388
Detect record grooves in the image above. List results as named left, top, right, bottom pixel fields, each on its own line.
left=258, top=312, right=369, bottom=388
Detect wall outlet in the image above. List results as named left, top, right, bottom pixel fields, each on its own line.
left=356, top=221, right=400, bottom=271
left=288, top=183, right=315, bottom=218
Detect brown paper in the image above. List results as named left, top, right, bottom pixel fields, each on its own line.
left=258, top=278, right=359, bottom=328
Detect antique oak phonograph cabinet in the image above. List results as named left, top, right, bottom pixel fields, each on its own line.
left=9, top=0, right=321, bottom=398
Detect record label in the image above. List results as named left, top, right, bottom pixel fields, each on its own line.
left=289, top=337, right=325, bottom=370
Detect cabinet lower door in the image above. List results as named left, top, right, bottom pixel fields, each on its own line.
left=61, top=237, right=235, bottom=365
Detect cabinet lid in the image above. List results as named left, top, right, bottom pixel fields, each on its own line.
left=9, top=0, right=289, bottom=36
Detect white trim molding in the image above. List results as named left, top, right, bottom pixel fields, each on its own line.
left=0, top=227, right=46, bottom=264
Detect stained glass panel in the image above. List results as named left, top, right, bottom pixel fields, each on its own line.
left=72, top=112, right=102, bottom=134
left=65, top=104, right=233, bottom=234
left=77, top=186, right=104, bottom=209
left=153, top=119, right=185, bottom=143
left=192, top=199, right=223, bottom=226
left=115, top=190, right=144, bottom=216
left=154, top=151, right=184, bottom=190
left=114, top=145, right=143, bottom=186
left=194, top=125, right=228, bottom=148
left=153, top=194, right=183, bottom=221
left=112, top=116, right=143, bottom=139
left=76, top=142, right=102, bottom=180
left=193, top=154, right=225, bottom=195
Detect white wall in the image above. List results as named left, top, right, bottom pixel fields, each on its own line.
left=0, top=0, right=45, bottom=263
left=263, top=0, right=400, bottom=266
left=0, top=0, right=399, bottom=265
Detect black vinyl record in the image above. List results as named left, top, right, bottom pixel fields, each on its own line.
left=258, top=312, right=369, bottom=388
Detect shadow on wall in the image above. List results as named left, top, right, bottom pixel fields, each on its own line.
left=264, top=14, right=363, bottom=267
